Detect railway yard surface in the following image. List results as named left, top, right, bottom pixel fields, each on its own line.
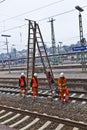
left=0, top=64, right=87, bottom=130
left=0, top=63, right=87, bottom=79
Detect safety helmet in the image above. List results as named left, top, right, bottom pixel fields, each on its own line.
left=21, top=72, right=24, bottom=76
left=60, top=72, right=64, bottom=77
left=34, top=73, right=38, bottom=77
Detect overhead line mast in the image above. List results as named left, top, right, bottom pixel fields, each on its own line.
left=48, top=18, right=56, bottom=63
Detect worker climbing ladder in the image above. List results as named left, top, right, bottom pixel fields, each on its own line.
left=26, top=19, right=54, bottom=90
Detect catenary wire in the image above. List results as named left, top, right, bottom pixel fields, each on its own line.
left=0, top=4, right=87, bottom=33
left=0, top=3, right=87, bottom=43
left=0, top=0, right=65, bottom=23
left=38, top=5, right=87, bottom=21
left=0, top=0, right=6, bottom=3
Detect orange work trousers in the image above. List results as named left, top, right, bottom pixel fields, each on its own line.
left=60, top=87, right=69, bottom=101
left=32, top=87, right=38, bottom=96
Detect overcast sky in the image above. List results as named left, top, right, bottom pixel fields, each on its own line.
left=0, top=0, right=87, bottom=53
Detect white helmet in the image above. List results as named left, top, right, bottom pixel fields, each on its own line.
left=34, top=73, right=38, bottom=77
left=21, top=72, right=24, bottom=76
left=60, top=72, right=64, bottom=77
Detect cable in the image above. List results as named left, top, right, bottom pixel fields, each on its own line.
left=0, top=5, right=86, bottom=33
left=0, top=24, right=26, bottom=33
left=38, top=5, right=87, bottom=21
left=1, top=1, right=87, bottom=23
left=1, top=5, right=87, bottom=33
left=0, top=43, right=6, bottom=47
left=0, top=4, right=87, bottom=33
left=0, top=3, right=87, bottom=44
left=0, top=0, right=6, bottom=3
left=38, top=9, right=75, bottom=22
left=0, top=0, right=65, bottom=23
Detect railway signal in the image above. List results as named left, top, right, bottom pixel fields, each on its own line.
left=75, top=5, right=86, bottom=72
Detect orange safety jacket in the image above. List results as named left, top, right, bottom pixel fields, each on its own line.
left=19, top=77, right=26, bottom=87
left=58, top=77, right=67, bottom=89
left=47, top=75, right=52, bottom=82
left=58, top=77, right=69, bottom=99
left=31, top=77, right=39, bottom=88
left=47, top=73, right=54, bottom=83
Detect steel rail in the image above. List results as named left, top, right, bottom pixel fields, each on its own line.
left=0, top=85, right=87, bottom=94
left=0, top=85, right=87, bottom=93
left=0, top=77, right=87, bottom=82
left=0, top=78, right=87, bottom=91
left=0, top=63, right=87, bottom=72
left=0, top=105, right=87, bottom=129
left=0, top=78, right=87, bottom=84
left=0, top=88, right=87, bottom=102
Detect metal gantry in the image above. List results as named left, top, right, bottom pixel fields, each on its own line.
left=26, top=19, right=54, bottom=89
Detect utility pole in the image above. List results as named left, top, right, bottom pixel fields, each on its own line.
left=59, top=41, right=63, bottom=64
left=75, top=5, right=86, bottom=72
left=1, top=34, right=11, bottom=73
left=48, top=18, right=56, bottom=63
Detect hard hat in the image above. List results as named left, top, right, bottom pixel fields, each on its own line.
left=60, top=72, right=64, bottom=77
left=21, top=72, right=24, bottom=76
left=34, top=73, right=38, bottom=77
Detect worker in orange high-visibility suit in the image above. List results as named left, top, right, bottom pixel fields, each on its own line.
left=19, top=72, right=27, bottom=97
left=47, top=71, right=55, bottom=84
left=30, top=73, right=39, bottom=101
left=58, top=72, right=69, bottom=103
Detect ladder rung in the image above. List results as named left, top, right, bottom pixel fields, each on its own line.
left=30, top=26, right=33, bottom=29
left=30, top=32, right=34, bottom=34
left=28, top=57, right=33, bottom=59
left=29, top=42, right=33, bottom=44
left=37, top=42, right=42, bottom=44
left=28, top=48, right=33, bottom=49
left=28, top=72, right=32, bottom=74
left=28, top=76, right=32, bottom=78
left=28, top=65, right=33, bottom=67
left=27, top=71, right=32, bottom=73
left=28, top=67, right=33, bottom=69
left=36, top=37, right=41, bottom=39
left=29, top=52, right=33, bottom=54
left=30, top=37, right=34, bottom=39
left=30, top=42, right=33, bottom=44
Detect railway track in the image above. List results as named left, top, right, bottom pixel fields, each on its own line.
left=0, top=63, right=87, bottom=71
left=0, top=77, right=87, bottom=130
left=0, top=77, right=87, bottom=90
left=0, top=105, right=87, bottom=130
left=0, top=86, right=87, bottom=104
left=0, top=77, right=87, bottom=104
left=0, top=84, right=87, bottom=106
left=0, top=63, right=85, bottom=69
